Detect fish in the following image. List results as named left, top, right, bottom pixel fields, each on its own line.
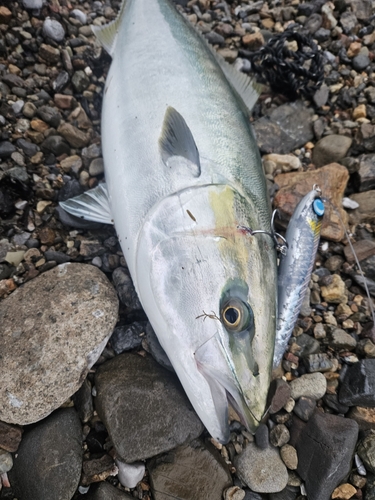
left=273, top=187, right=324, bottom=368
left=60, top=0, right=277, bottom=443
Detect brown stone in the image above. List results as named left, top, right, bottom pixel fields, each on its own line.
left=321, top=275, right=348, bottom=304
left=38, top=227, right=56, bottom=245
left=349, top=190, right=375, bottom=223
left=347, top=41, right=362, bottom=58
left=81, top=454, right=117, bottom=486
left=148, top=440, right=232, bottom=500
left=344, top=239, right=375, bottom=264
left=0, top=264, right=118, bottom=424
left=0, top=420, right=22, bottom=452
left=274, top=163, right=349, bottom=242
left=242, top=32, right=264, bottom=50
left=0, top=6, right=12, bottom=23
left=331, top=483, right=356, bottom=499
left=54, top=94, right=75, bottom=109
left=347, top=407, right=375, bottom=432
left=30, top=118, right=49, bottom=133
left=57, top=122, right=90, bottom=148
left=39, top=43, right=61, bottom=64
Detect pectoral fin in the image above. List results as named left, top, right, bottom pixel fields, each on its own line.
left=159, top=107, right=201, bottom=177
left=59, top=183, right=113, bottom=225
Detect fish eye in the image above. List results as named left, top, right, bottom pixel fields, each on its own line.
left=313, top=198, right=324, bottom=217
left=221, top=299, right=253, bottom=332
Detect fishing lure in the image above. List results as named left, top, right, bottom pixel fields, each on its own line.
left=273, top=186, right=325, bottom=368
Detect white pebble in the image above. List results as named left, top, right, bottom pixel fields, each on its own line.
left=78, top=486, right=90, bottom=494
left=70, top=9, right=88, bottom=25
left=22, top=0, right=44, bottom=8
left=43, top=18, right=65, bottom=42
left=342, top=197, right=359, bottom=210
left=115, top=459, right=145, bottom=488
left=12, top=100, right=24, bottom=114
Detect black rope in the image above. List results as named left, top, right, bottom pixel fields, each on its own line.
left=245, top=26, right=325, bottom=100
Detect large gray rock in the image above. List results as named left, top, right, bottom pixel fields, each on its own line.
left=253, top=101, right=314, bottom=154
left=356, top=154, right=375, bottom=192
left=95, top=353, right=204, bottom=462
left=9, top=408, right=82, bottom=500
left=339, top=359, right=375, bottom=407
left=312, top=135, right=352, bottom=168
left=0, top=263, right=118, bottom=424
left=86, top=482, right=133, bottom=500
left=295, top=410, right=358, bottom=500
left=148, top=439, right=232, bottom=500
left=234, top=442, right=288, bottom=493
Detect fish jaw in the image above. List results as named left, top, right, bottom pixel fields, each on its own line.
left=134, top=183, right=277, bottom=441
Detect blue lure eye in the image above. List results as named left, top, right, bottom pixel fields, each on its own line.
left=313, top=198, right=325, bottom=217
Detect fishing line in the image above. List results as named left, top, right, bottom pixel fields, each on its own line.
left=323, top=196, right=375, bottom=326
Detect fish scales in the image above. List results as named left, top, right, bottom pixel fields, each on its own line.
left=61, top=0, right=277, bottom=443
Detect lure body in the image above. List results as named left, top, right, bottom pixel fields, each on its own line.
left=273, top=189, right=324, bottom=367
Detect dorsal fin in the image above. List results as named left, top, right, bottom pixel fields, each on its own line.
left=159, top=106, right=201, bottom=177
left=91, top=0, right=128, bottom=56
left=184, top=14, right=262, bottom=113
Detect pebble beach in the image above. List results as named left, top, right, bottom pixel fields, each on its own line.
left=1, top=0, right=375, bottom=499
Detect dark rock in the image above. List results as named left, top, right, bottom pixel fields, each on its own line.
left=37, top=105, right=62, bottom=128
left=293, top=397, right=316, bottom=421
left=268, top=379, right=292, bottom=414
left=72, top=378, right=93, bottom=423
left=52, top=71, right=70, bottom=92
left=148, top=439, right=232, bottom=500
left=86, top=482, right=133, bottom=499
left=58, top=179, right=83, bottom=202
left=95, top=353, right=204, bottom=462
left=44, top=250, right=70, bottom=264
left=357, top=431, right=375, bottom=474
left=323, top=394, right=349, bottom=414
left=112, top=267, right=142, bottom=310
left=255, top=424, right=269, bottom=450
left=352, top=54, right=371, bottom=71
left=145, top=322, right=173, bottom=370
left=110, top=321, right=145, bottom=354
left=314, top=27, right=331, bottom=42
left=293, top=333, right=320, bottom=358
left=270, top=424, right=290, bottom=447
left=9, top=408, right=82, bottom=500
left=295, top=410, right=358, bottom=500
left=339, top=359, right=375, bottom=407
left=253, top=102, right=314, bottom=154
left=355, top=154, right=375, bottom=192
left=41, top=135, right=71, bottom=156
left=7, top=166, right=29, bottom=184
left=362, top=255, right=375, bottom=281
left=16, top=138, right=39, bottom=157
left=340, top=11, right=357, bottom=33
left=0, top=141, right=16, bottom=158
left=269, top=485, right=299, bottom=500
left=205, top=32, right=225, bottom=46
left=2, top=73, right=24, bottom=88
left=304, top=13, right=322, bottom=34
left=303, top=353, right=333, bottom=373
left=0, top=420, right=22, bottom=453
left=71, top=70, right=90, bottom=93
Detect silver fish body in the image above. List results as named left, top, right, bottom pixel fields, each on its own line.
left=273, top=189, right=324, bottom=368
left=62, top=0, right=277, bottom=443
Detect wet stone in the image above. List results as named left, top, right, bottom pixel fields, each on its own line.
left=357, top=431, right=375, bottom=474
left=95, top=353, right=204, bottom=462
left=110, top=321, right=145, bottom=354
left=293, top=397, right=316, bottom=422
left=0, top=264, right=118, bottom=424
left=339, top=360, right=375, bottom=407
left=86, top=482, right=133, bottom=499
left=112, top=267, right=142, bottom=311
left=289, top=372, right=327, bottom=401
left=293, top=333, right=320, bottom=358
left=148, top=439, right=232, bottom=500
left=72, top=377, right=93, bottom=423
left=295, top=410, right=358, bottom=500
left=270, top=425, right=290, bottom=447
left=253, top=101, right=314, bottom=154
left=234, top=441, right=288, bottom=493
left=348, top=407, right=375, bottom=432
left=9, top=408, right=82, bottom=500
left=268, top=379, right=292, bottom=415
left=313, top=135, right=352, bottom=168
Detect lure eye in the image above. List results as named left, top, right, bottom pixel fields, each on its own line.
left=313, top=198, right=325, bottom=217
left=221, top=299, right=253, bottom=332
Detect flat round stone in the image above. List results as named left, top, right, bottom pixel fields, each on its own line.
left=0, top=263, right=118, bottom=424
